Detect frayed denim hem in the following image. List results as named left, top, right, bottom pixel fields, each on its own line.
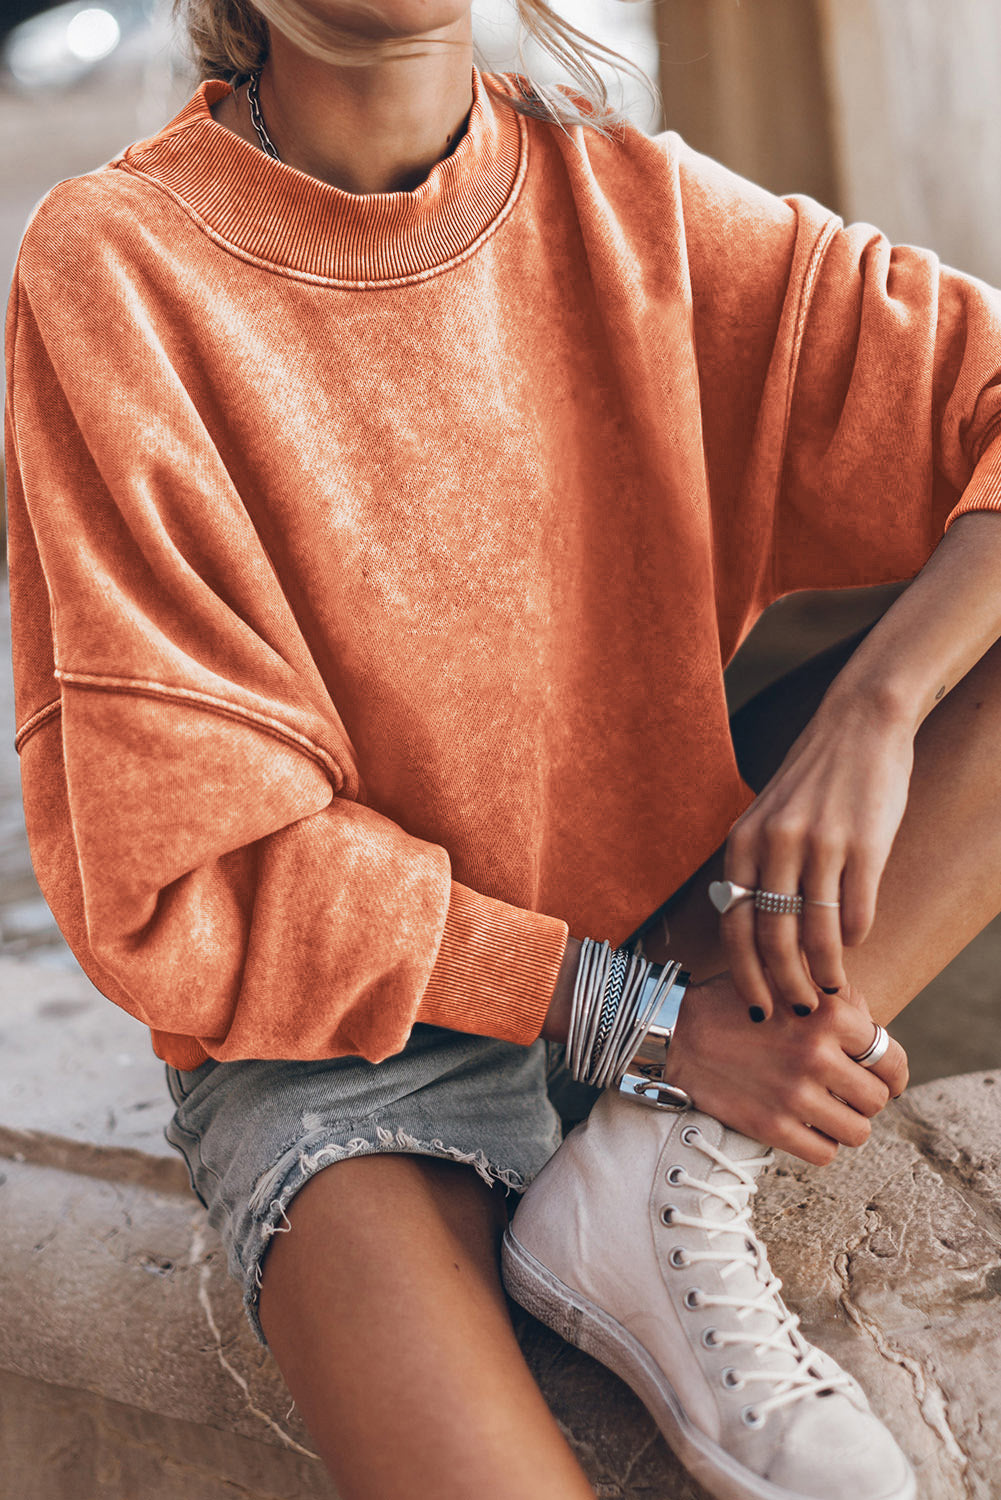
left=240, top=1124, right=532, bottom=1349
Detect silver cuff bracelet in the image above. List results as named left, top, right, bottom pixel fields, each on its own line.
left=567, top=937, right=693, bottom=1110
left=618, top=964, right=693, bottom=1112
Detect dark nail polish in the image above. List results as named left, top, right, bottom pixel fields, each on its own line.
left=821, top=986, right=839, bottom=995
left=748, top=1006, right=765, bottom=1023
left=794, top=1004, right=813, bottom=1016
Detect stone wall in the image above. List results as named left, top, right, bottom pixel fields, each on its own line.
left=2, top=955, right=1000, bottom=1497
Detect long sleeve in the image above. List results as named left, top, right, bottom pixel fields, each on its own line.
left=670, top=138, right=1001, bottom=653
left=4, top=263, right=568, bottom=1070
left=17, top=82, right=1001, bottom=1067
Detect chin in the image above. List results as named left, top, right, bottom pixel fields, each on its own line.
left=267, top=0, right=473, bottom=46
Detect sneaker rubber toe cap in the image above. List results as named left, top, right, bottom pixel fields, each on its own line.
left=763, top=1400, right=914, bottom=1500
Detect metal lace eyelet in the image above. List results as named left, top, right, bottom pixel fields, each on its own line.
left=681, top=1125, right=701, bottom=1146
left=741, top=1406, right=765, bottom=1429
left=721, top=1367, right=744, bottom=1390
left=684, top=1288, right=702, bottom=1310
left=701, top=1327, right=719, bottom=1349
left=666, top=1165, right=685, bottom=1185
left=668, top=1247, right=689, bottom=1269
left=660, top=1204, right=677, bottom=1226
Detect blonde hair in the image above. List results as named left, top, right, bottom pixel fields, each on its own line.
left=171, top=0, right=660, bottom=142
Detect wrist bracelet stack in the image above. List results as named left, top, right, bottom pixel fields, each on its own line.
left=567, top=937, right=694, bottom=1111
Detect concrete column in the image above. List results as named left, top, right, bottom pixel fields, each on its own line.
left=653, top=0, right=840, bottom=208
left=653, top=0, right=1001, bottom=287
left=816, top=0, right=1001, bottom=282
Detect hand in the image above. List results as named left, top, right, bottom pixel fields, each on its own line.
left=722, top=693, right=914, bottom=1016
left=662, top=972, right=909, bottom=1166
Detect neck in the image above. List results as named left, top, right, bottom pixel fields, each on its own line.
left=220, top=25, right=475, bottom=196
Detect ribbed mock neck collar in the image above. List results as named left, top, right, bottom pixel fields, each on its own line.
left=121, top=65, right=527, bottom=285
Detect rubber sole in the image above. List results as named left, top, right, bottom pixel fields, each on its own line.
left=501, top=1227, right=916, bottom=1500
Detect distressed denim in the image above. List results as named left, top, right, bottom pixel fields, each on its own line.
left=164, top=1023, right=598, bottom=1346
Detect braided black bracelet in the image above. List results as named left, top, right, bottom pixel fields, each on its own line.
left=587, top=943, right=629, bottom=1076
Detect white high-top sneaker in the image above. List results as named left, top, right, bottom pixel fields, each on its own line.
left=502, top=1089, right=915, bottom=1500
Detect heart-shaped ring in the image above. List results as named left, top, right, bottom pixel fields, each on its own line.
left=708, top=880, right=756, bottom=915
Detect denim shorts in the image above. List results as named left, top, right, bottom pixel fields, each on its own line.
left=164, top=1024, right=601, bottom=1347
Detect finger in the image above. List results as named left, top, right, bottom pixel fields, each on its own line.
left=720, top=837, right=775, bottom=1018
left=799, top=855, right=847, bottom=995
left=753, top=858, right=820, bottom=1014
left=836, top=1011, right=910, bottom=1100
left=764, top=1121, right=840, bottom=1168
left=705, top=1089, right=839, bottom=1167
left=825, top=1057, right=891, bottom=1118
left=721, top=899, right=777, bottom=1019
left=840, top=845, right=881, bottom=948
left=870, top=1033, right=909, bottom=1099
left=797, top=1084, right=875, bottom=1150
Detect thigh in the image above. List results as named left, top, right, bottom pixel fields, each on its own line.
left=257, top=1152, right=595, bottom=1500
left=257, top=1155, right=503, bottom=1480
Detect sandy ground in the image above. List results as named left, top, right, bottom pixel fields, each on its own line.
left=2, top=47, right=998, bottom=1086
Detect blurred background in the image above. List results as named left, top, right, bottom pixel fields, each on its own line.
left=2, top=0, right=999, bottom=1080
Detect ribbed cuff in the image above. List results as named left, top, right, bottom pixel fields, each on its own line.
left=944, top=431, right=1001, bottom=530
left=417, top=880, right=569, bottom=1046
left=152, top=1029, right=209, bottom=1070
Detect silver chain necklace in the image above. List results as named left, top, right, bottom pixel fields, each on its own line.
left=247, top=69, right=281, bottom=160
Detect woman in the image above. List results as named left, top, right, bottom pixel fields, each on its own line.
left=5, top=0, right=1001, bottom=1495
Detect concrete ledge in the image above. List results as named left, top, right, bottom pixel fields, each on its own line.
left=0, top=1369, right=338, bottom=1500
left=2, top=955, right=999, bottom=1497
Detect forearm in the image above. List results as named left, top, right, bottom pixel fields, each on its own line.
left=540, top=935, right=583, bottom=1042
left=817, top=511, right=1001, bottom=736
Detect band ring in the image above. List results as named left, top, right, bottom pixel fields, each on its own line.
left=753, top=889, right=803, bottom=915
left=708, top=880, right=841, bottom=916
left=850, top=1023, right=890, bottom=1069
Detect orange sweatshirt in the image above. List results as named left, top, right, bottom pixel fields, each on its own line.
left=6, top=66, right=1001, bottom=1070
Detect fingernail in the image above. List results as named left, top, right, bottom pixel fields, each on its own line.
left=821, top=986, right=839, bottom=995
left=794, top=1004, right=813, bottom=1016
left=748, top=1006, right=766, bottom=1023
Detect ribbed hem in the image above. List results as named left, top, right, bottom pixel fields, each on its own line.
left=417, top=880, right=569, bottom=1046
left=120, top=66, right=526, bottom=285
left=944, top=431, right=1001, bottom=529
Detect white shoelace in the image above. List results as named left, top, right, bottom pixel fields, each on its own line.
left=662, top=1132, right=856, bottom=1422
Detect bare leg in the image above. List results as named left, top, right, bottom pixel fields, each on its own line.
left=640, top=627, right=1001, bottom=1025
left=257, top=630, right=1001, bottom=1499
left=257, top=1153, right=596, bottom=1500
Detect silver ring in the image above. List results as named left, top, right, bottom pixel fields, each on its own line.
left=851, top=1023, right=890, bottom=1069
left=753, top=889, right=804, bottom=916
left=708, top=880, right=755, bottom=914
left=709, top=881, right=840, bottom=917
